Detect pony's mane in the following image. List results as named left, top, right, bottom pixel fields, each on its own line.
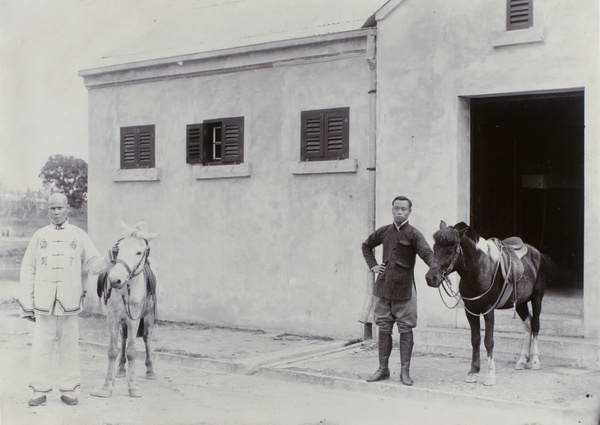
left=432, top=221, right=476, bottom=246
left=433, top=226, right=460, bottom=246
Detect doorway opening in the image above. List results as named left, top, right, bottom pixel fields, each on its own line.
left=470, top=92, right=584, bottom=290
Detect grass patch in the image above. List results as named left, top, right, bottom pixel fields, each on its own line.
left=0, top=215, right=87, bottom=238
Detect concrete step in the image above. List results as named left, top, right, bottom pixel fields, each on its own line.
left=417, top=327, right=599, bottom=369
left=542, top=293, right=583, bottom=317
left=455, top=308, right=584, bottom=338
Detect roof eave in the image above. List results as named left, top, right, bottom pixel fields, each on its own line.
left=79, top=27, right=377, bottom=78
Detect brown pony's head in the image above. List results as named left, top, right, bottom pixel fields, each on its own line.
left=426, top=221, right=468, bottom=287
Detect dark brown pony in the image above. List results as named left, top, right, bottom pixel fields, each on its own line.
left=425, top=221, right=551, bottom=385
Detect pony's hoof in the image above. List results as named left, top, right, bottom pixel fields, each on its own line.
left=529, top=360, right=541, bottom=370
left=116, top=370, right=126, bottom=378
left=465, top=374, right=478, bottom=383
left=146, top=371, right=157, bottom=380
left=90, top=389, right=113, bottom=398
left=483, top=377, right=496, bottom=386
left=128, top=389, right=143, bottom=398
left=515, top=361, right=527, bottom=370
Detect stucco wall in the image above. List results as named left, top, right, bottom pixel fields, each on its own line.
left=375, top=0, right=600, bottom=335
left=84, top=35, right=374, bottom=338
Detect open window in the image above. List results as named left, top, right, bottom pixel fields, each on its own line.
left=186, top=117, right=244, bottom=165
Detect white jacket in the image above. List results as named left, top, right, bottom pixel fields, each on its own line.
left=19, top=220, right=112, bottom=316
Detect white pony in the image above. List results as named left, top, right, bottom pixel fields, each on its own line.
left=92, top=221, right=159, bottom=398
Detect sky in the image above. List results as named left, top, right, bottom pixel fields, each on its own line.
left=0, top=0, right=203, bottom=192
left=0, top=0, right=384, bottom=194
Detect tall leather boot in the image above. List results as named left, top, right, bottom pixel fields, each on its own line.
left=400, top=330, right=414, bottom=386
left=366, top=332, right=392, bottom=382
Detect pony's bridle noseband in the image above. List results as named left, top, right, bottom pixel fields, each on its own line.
left=110, top=238, right=151, bottom=321
left=442, top=244, right=462, bottom=279
left=112, top=238, right=150, bottom=290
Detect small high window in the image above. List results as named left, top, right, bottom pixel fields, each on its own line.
left=507, top=0, right=533, bottom=31
left=300, top=107, right=349, bottom=161
left=120, top=125, right=155, bottom=169
left=186, top=117, right=244, bottom=165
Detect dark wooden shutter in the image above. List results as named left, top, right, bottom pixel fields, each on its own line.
left=186, top=123, right=203, bottom=164
left=121, top=128, right=137, bottom=169
left=138, top=126, right=155, bottom=167
left=301, top=108, right=349, bottom=161
left=301, top=111, right=324, bottom=160
left=120, top=125, right=155, bottom=169
left=221, top=117, right=244, bottom=163
left=507, top=0, right=533, bottom=30
left=323, top=108, right=349, bottom=159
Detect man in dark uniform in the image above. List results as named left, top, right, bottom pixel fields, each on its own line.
left=361, top=195, right=438, bottom=385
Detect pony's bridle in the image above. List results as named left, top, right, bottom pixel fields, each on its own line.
left=112, top=238, right=150, bottom=290
left=437, top=239, right=504, bottom=316
left=441, top=244, right=462, bottom=280
left=111, top=238, right=151, bottom=321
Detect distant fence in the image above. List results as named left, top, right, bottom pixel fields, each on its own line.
left=1, top=226, right=14, bottom=237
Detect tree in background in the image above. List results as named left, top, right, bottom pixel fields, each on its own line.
left=39, top=155, right=88, bottom=209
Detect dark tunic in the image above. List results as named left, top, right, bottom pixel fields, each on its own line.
left=362, top=222, right=435, bottom=300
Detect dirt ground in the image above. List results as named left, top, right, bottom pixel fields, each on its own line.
left=4, top=303, right=567, bottom=425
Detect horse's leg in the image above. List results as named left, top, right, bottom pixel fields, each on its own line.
left=92, top=313, right=119, bottom=397
left=116, top=322, right=127, bottom=378
left=143, top=316, right=156, bottom=380
left=126, top=320, right=143, bottom=397
left=465, top=311, right=481, bottom=383
left=529, top=296, right=543, bottom=370
left=482, top=312, right=496, bottom=386
left=514, top=303, right=532, bottom=370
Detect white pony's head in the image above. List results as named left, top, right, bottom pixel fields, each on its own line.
left=108, top=221, right=159, bottom=288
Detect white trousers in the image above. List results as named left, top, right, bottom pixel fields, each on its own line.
left=29, top=314, right=80, bottom=395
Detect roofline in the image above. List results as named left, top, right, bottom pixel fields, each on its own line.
left=79, top=27, right=377, bottom=77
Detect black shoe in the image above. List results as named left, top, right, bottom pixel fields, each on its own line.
left=60, top=395, right=78, bottom=406
left=366, top=368, right=390, bottom=382
left=400, top=367, right=414, bottom=386
left=28, top=395, right=46, bottom=407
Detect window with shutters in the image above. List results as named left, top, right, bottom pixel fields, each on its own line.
left=120, top=125, right=155, bottom=169
left=186, top=117, right=244, bottom=165
left=300, top=107, right=349, bottom=161
left=507, top=0, right=533, bottom=31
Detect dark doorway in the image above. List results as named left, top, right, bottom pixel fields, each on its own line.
left=470, top=92, right=584, bottom=288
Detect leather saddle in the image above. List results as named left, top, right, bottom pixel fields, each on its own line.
left=492, top=237, right=527, bottom=306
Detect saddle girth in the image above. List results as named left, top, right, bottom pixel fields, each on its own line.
left=491, top=238, right=525, bottom=306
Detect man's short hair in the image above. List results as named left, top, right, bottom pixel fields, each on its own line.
left=392, top=195, right=412, bottom=209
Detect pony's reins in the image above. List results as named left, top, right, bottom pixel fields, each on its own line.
left=438, top=241, right=512, bottom=316
left=109, top=238, right=152, bottom=321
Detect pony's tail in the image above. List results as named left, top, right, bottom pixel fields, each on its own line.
left=539, top=252, right=570, bottom=289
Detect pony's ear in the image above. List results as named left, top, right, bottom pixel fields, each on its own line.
left=145, top=232, right=160, bottom=241
left=439, top=220, right=447, bottom=229
left=457, top=226, right=469, bottom=237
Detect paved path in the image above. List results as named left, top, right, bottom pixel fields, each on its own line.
left=1, top=302, right=599, bottom=425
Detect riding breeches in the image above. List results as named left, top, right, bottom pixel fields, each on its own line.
left=29, top=314, right=80, bottom=394
left=373, top=290, right=417, bottom=334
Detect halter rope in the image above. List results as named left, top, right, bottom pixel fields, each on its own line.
left=111, top=238, right=151, bottom=321
left=437, top=240, right=510, bottom=316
